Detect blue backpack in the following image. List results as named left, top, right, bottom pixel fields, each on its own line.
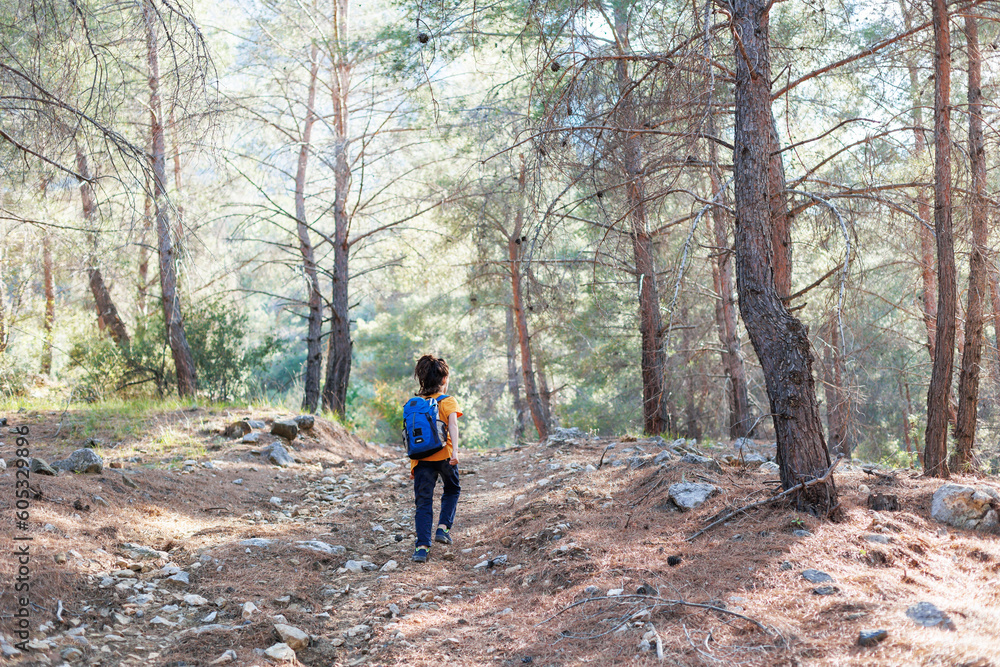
left=403, top=394, right=449, bottom=459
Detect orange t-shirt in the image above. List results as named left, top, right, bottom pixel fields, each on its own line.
left=410, top=393, right=462, bottom=471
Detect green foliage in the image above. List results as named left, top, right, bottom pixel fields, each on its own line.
left=184, top=300, right=283, bottom=402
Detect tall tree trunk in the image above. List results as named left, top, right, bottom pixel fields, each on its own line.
left=297, top=44, right=323, bottom=413
left=954, top=13, right=986, bottom=472
left=768, top=115, right=792, bottom=298
left=321, top=0, right=353, bottom=416
left=41, top=233, right=54, bottom=375
left=900, top=0, right=938, bottom=362
left=614, top=4, right=667, bottom=434
left=137, top=183, right=152, bottom=326
left=924, top=0, right=955, bottom=478
left=145, top=0, right=197, bottom=397
left=508, top=157, right=549, bottom=440
left=681, top=302, right=702, bottom=440
left=708, top=116, right=753, bottom=438
left=732, top=0, right=836, bottom=508
left=824, top=318, right=849, bottom=458
left=75, top=144, right=131, bottom=349
left=168, top=107, right=184, bottom=261
left=506, top=306, right=527, bottom=442
left=897, top=371, right=913, bottom=458
left=988, top=266, right=1000, bottom=390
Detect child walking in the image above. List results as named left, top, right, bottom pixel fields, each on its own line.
left=409, top=355, right=462, bottom=563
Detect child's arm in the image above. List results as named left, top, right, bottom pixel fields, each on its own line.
left=448, top=412, right=459, bottom=465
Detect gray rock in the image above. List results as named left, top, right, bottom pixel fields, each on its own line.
left=262, top=441, right=295, bottom=467
left=653, top=450, right=673, bottom=465
left=545, top=427, right=586, bottom=446
left=271, top=420, right=299, bottom=441
left=668, top=482, right=717, bottom=510
left=812, top=586, right=838, bottom=595
left=344, top=559, right=377, bottom=573
left=759, top=461, right=780, bottom=473
left=0, top=458, right=6, bottom=471
left=264, top=643, right=296, bottom=661
left=679, top=453, right=723, bottom=474
left=121, top=543, right=169, bottom=560
left=241, top=538, right=276, bottom=548
left=29, top=458, right=57, bottom=476
left=931, top=483, right=999, bottom=530
left=83, top=437, right=104, bottom=448
left=741, top=453, right=768, bottom=465
left=242, top=432, right=262, bottom=444
left=863, top=534, right=890, bottom=544
left=274, top=623, right=310, bottom=650
left=52, top=448, right=104, bottom=474
left=295, top=541, right=345, bottom=555
left=906, top=601, right=954, bottom=629
left=733, top=437, right=757, bottom=454
left=293, top=414, right=315, bottom=430
left=247, top=419, right=266, bottom=429
left=801, top=569, right=834, bottom=584
left=61, top=647, right=85, bottom=661
left=584, top=585, right=600, bottom=596
left=793, top=529, right=813, bottom=537
left=164, top=571, right=191, bottom=588
left=858, top=629, right=888, bottom=647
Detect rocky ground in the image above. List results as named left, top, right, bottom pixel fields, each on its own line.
left=2, top=407, right=1000, bottom=666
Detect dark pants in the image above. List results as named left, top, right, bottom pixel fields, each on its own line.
left=413, top=459, right=460, bottom=548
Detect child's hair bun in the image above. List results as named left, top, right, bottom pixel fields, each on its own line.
left=414, top=354, right=449, bottom=395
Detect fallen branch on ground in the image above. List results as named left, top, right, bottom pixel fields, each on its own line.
left=686, top=455, right=844, bottom=542
left=534, top=593, right=772, bottom=634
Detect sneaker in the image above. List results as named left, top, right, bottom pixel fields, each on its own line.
left=434, top=527, right=452, bottom=545
left=411, top=546, right=430, bottom=563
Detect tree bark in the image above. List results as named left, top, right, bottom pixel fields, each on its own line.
left=708, top=116, right=753, bottom=439
left=508, top=157, right=549, bottom=440
left=613, top=3, right=668, bottom=435
left=732, top=0, right=836, bottom=509
left=900, top=0, right=938, bottom=362
left=145, top=0, right=197, bottom=397
left=954, top=13, right=986, bottom=472
left=75, top=144, right=131, bottom=350
left=768, top=114, right=792, bottom=298
left=296, top=44, right=323, bottom=413
left=505, top=306, right=527, bottom=442
left=41, top=233, right=54, bottom=375
left=924, top=0, right=955, bottom=478
left=321, top=0, right=353, bottom=416
left=988, top=266, right=1000, bottom=390
left=137, top=182, right=152, bottom=325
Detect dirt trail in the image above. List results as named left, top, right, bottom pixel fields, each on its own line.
left=2, top=410, right=1000, bottom=666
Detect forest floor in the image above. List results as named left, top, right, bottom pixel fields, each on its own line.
left=1, top=403, right=999, bottom=667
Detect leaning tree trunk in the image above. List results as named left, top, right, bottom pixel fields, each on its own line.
left=924, top=0, right=955, bottom=478
left=508, top=158, right=549, bottom=440
left=75, top=144, right=131, bottom=350
left=732, top=0, right=835, bottom=509
left=41, top=233, right=54, bottom=375
left=954, top=13, right=986, bottom=472
left=614, top=4, right=668, bottom=435
left=296, top=44, right=323, bottom=413
left=768, top=114, right=792, bottom=299
left=145, top=0, right=197, bottom=397
left=321, top=0, right=353, bottom=416
left=708, top=117, right=753, bottom=438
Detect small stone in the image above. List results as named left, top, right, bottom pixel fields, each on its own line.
left=779, top=561, right=792, bottom=570
left=668, top=482, right=717, bottom=510
left=608, top=588, right=624, bottom=596
left=202, top=611, right=218, bottom=623
left=801, top=569, right=834, bottom=584
left=262, top=441, right=295, bottom=467
left=758, top=461, right=780, bottom=473
left=270, top=496, right=283, bottom=506
left=274, top=623, right=310, bottom=650
left=164, top=571, right=190, bottom=588
left=812, top=586, right=838, bottom=595
left=241, top=432, right=261, bottom=444
left=224, top=420, right=252, bottom=438
left=858, top=629, right=888, bottom=646
left=209, top=649, right=238, bottom=665
left=150, top=616, right=176, bottom=627
left=863, top=534, right=890, bottom=544
left=679, top=453, right=723, bottom=473
left=793, top=529, right=813, bottom=537
left=381, top=560, right=398, bottom=572
left=653, top=450, right=673, bottom=465
left=61, top=647, right=84, bottom=661
left=906, top=601, right=953, bottom=629
left=295, top=540, right=346, bottom=555
left=51, top=448, right=104, bottom=474
left=54, top=552, right=67, bottom=564
left=242, top=601, right=258, bottom=619
left=29, top=457, right=57, bottom=476
left=293, top=414, right=315, bottom=430
left=233, top=478, right=243, bottom=485
left=584, top=585, right=599, bottom=596
left=264, top=642, right=296, bottom=661
left=271, top=420, right=299, bottom=441
left=184, top=594, right=209, bottom=606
